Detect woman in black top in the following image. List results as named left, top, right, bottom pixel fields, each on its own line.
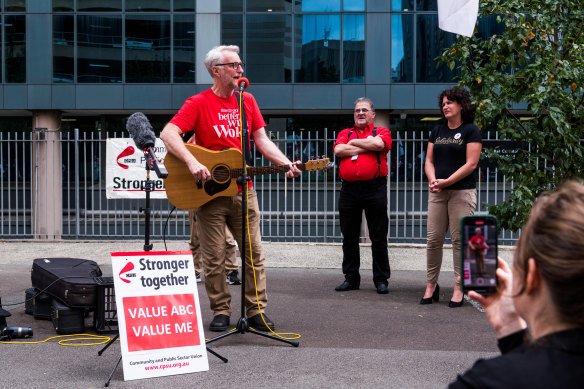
left=450, top=181, right=584, bottom=388
left=421, top=88, right=482, bottom=307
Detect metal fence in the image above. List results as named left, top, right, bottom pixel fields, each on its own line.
left=0, top=129, right=519, bottom=244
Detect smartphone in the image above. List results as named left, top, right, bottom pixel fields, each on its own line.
left=460, top=215, right=498, bottom=295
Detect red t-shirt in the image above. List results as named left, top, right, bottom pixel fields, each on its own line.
left=334, top=123, right=392, bottom=182
left=469, top=234, right=486, bottom=250
left=169, top=88, right=266, bottom=151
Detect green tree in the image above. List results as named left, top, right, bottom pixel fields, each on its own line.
left=441, top=1, right=584, bottom=231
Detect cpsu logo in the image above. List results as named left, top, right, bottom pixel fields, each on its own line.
left=117, top=146, right=136, bottom=169
left=119, top=261, right=136, bottom=283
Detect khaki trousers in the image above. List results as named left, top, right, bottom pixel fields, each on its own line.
left=426, top=189, right=477, bottom=284
left=196, top=189, right=267, bottom=317
left=188, top=209, right=238, bottom=274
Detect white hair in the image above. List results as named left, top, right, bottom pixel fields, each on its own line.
left=204, top=45, right=240, bottom=77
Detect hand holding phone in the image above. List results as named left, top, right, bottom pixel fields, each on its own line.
left=461, top=215, right=498, bottom=295
left=467, top=258, right=527, bottom=338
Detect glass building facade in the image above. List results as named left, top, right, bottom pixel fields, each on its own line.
left=0, top=0, right=504, bottom=136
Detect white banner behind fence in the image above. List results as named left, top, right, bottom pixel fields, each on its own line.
left=106, top=138, right=168, bottom=199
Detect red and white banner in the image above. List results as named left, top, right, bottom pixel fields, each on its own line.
left=106, top=138, right=168, bottom=199
left=111, top=251, right=208, bottom=381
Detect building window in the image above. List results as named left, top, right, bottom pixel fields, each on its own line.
left=53, top=0, right=73, bottom=12
left=416, top=14, right=458, bottom=82
left=295, top=14, right=341, bottom=83
left=77, top=0, right=122, bottom=12
left=221, top=14, right=243, bottom=53
left=4, top=0, right=26, bottom=12
left=4, top=15, right=26, bottom=83
left=173, top=15, right=195, bottom=83
left=174, top=0, right=195, bottom=12
left=392, top=0, right=413, bottom=12
left=247, top=0, right=292, bottom=12
left=222, top=0, right=363, bottom=84
left=295, top=0, right=341, bottom=12
left=53, top=15, right=74, bottom=83
left=77, top=15, right=122, bottom=83
left=221, top=0, right=243, bottom=12
left=125, top=15, right=171, bottom=83
left=391, top=14, right=413, bottom=82
left=343, top=0, right=365, bottom=11
left=246, top=14, right=292, bottom=83
left=342, top=14, right=364, bottom=83
left=126, top=0, right=170, bottom=12
left=416, top=0, right=437, bottom=11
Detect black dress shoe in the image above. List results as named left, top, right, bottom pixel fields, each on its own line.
left=448, top=299, right=464, bottom=308
left=376, top=283, right=389, bottom=294
left=335, top=281, right=359, bottom=291
left=419, top=284, right=440, bottom=305
left=248, top=313, right=275, bottom=332
left=209, top=314, right=230, bottom=332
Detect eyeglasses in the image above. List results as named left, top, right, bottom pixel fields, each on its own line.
left=214, top=62, right=245, bottom=70
left=354, top=108, right=371, bottom=113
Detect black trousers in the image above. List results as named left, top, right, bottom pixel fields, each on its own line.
left=338, top=177, right=391, bottom=286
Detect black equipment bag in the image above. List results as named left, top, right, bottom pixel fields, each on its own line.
left=51, top=298, right=85, bottom=334
left=24, top=288, right=35, bottom=315
left=32, top=290, right=53, bottom=320
left=31, top=258, right=102, bottom=308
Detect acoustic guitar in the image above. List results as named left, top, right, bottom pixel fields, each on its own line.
left=164, top=143, right=333, bottom=210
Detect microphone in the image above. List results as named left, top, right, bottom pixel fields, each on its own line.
left=126, top=112, right=168, bottom=179
left=126, top=112, right=156, bottom=150
left=238, top=77, right=249, bottom=91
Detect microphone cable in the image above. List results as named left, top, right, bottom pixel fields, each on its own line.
left=237, top=91, right=301, bottom=341
left=163, top=205, right=177, bottom=251
left=0, top=333, right=117, bottom=346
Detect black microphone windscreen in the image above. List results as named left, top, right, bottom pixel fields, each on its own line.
left=126, top=112, right=156, bottom=150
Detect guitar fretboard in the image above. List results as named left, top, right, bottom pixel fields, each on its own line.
left=230, top=164, right=307, bottom=178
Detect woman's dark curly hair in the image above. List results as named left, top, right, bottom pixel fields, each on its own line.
left=438, top=88, right=476, bottom=124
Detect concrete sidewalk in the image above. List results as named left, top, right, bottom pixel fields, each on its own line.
left=0, top=239, right=515, bottom=270
left=0, top=240, right=513, bottom=389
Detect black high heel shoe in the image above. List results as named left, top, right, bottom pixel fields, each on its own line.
left=419, top=284, right=440, bottom=305
left=448, top=299, right=464, bottom=308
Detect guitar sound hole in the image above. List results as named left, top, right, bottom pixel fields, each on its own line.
left=212, top=165, right=230, bottom=183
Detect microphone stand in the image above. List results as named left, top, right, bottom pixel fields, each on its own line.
left=205, top=87, right=299, bottom=348
left=141, top=148, right=167, bottom=251
left=98, top=147, right=226, bottom=387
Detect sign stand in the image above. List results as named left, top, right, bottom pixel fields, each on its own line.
left=99, top=159, right=226, bottom=387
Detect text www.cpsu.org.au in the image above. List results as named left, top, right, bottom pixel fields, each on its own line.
left=145, top=362, right=189, bottom=371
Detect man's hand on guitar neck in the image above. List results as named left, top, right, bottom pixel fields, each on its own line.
left=284, top=160, right=302, bottom=179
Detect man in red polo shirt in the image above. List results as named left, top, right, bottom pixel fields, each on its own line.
left=333, top=97, right=392, bottom=294
left=161, top=45, right=301, bottom=333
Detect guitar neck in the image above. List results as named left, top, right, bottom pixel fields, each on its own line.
left=230, top=163, right=306, bottom=178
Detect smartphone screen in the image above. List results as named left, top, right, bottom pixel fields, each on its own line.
left=461, top=215, right=498, bottom=294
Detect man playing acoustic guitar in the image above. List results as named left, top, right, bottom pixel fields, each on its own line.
left=468, top=227, right=489, bottom=276
left=161, top=45, right=301, bottom=333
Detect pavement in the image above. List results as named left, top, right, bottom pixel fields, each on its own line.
left=0, top=240, right=515, bottom=389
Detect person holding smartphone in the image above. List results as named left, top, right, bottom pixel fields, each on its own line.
left=450, top=181, right=584, bottom=388
left=421, top=88, right=482, bottom=307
